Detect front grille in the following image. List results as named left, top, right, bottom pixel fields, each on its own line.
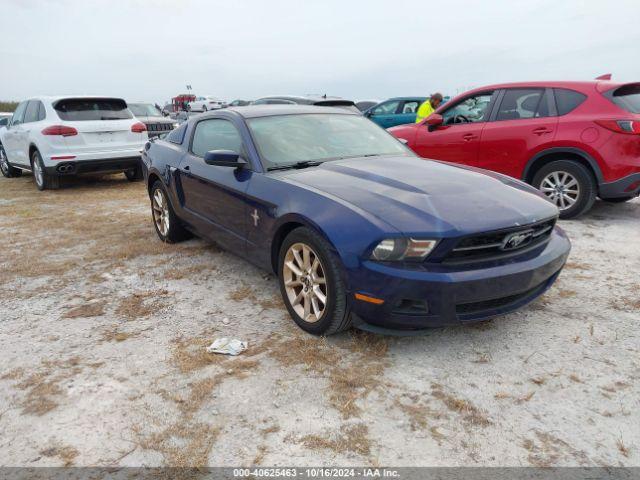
left=456, top=281, right=547, bottom=315
left=445, top=217, right=556, bottom=263
left=146, top=123, right=173, bottom=132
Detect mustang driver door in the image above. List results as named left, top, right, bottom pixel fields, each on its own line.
left=177, top=118, right=252, bottom=255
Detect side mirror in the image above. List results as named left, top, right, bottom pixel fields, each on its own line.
left=204, top=150, right=247, bottom=168
left=425, top=113, right=444, bottom=131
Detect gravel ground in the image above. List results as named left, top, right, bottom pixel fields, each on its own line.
left=0, top=173, right=638, bottom=468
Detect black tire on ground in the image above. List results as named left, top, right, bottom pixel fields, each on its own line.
left=278, top=226, right=352, bottom=336
left=124, top=165, right=144, bottom=181
left=150, top=180, right=191, bottom=243
left=31, top=149, right=59, bottom=190
left=202, top=105, right=207, bottom=112
left=532, top=160, right=596, bottom=219
left=602, top=196, right=636, bottom=204
left=0, top=144, right=22, bottom=178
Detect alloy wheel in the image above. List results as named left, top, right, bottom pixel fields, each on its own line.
left=33, top=156, right=44, bottom=187
left=283, top=242, right=327, bottom=323
left=152, top=188, right=170, bottom=236
left=540, top=171, right=580, bottom=211
left=0, top=147, right=8, bottom=175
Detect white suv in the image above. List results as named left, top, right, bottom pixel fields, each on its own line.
left=187, top=96, right=225, bottom=112
left=0, top=96, right=149, bottom=190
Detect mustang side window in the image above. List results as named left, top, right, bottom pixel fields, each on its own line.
left=191, top=119, right=243, bottom=158
left=441, top=93, right=493, bottom=125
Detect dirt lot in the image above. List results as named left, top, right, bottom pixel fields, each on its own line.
left=0, top=173, right=638, bottom=468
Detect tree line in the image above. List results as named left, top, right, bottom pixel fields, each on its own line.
left=0, top=102, right=18, bottom=112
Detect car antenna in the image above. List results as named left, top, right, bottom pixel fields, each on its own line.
left=595, top=73, right=612, bottom=80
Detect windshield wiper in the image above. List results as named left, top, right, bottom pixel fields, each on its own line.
left=267, top=160, right=323, bottom=171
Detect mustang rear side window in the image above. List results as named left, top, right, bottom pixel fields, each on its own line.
left=54, top=98, right=132, bottom=121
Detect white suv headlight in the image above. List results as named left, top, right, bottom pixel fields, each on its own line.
left=371, top=238, right=438, bottom=262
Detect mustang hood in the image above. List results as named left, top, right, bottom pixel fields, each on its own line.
left=282, top=155, right=558, bottom=236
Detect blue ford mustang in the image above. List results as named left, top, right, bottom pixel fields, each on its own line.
left=142, top=105, right=570, bottom=335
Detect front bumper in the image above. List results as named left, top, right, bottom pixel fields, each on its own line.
left=347, top=228, right=571, bottom=333
left=599, top=172, right=640, bottom=199
left=45, top=156, right=141, bottom=175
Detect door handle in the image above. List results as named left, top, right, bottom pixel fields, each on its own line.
left=532, top=127, right=552, bottom=135
left=462, top=134, right=478, bottom=141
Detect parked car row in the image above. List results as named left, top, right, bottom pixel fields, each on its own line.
left=1, top=77, right=637, bottom=336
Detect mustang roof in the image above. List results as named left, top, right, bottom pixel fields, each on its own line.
left=218, top=105, right=358, bottom=118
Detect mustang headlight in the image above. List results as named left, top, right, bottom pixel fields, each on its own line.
left=371, top=238, right=438, bottom=262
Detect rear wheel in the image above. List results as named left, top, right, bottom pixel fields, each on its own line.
left=150, top=180, right=190, bottom=243
left=31, top=150, right=59, bottom=190
left=278, top=227, right=351, bottom=336
left=0, top=144, right=21, bottom=178
left=533, top=160, right=596, bottom=219
left=124, top=165, right=143, bottom=181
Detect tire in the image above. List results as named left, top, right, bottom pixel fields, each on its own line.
left=150, top=180, right=190, bottom=243
left=202, top=105, right=207, bottom=112
left=602, top=196, right=635, bottom=204
left=532, top=160, right=596, bottom=219
left=124, top=165, right=143, bottom=182
left=278, top=227, right=351, bottom=336
left=0, top=144, right=22, bottom=178
left=31, top=149, right=59, bottom=190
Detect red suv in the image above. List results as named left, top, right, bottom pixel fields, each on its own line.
left=389, top=81, right=640, bottom=218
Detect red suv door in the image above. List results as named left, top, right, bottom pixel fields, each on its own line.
left=477, top=88, right=558, bottom=179
left=413, top=91, right=495, bottom=166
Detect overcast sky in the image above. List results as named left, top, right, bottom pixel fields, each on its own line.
left=1, top=0, right=639, bottom=104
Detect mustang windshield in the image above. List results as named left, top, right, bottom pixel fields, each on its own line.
left=246, top=113, right=410, bottom=168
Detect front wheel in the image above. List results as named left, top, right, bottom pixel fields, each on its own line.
left=150, top=181, right=190, bottom=243
left=533, top=160, right=596, bottom=219
left=31, top=150, right=59, bottom=190
left=0, top=144, right=22, bottom=178
left=278, top=227, right=351, bottom=336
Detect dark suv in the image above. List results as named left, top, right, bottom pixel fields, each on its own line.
left=389, top=80, right=640, bottom=218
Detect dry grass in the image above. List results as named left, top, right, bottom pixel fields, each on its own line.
left=140, top=422, right=220, bottom=468
left=15, top=357, right=85, bottom=416
left=101, top=327, right=136, bottom=343
left=327, top=362, right=384, bottom=418
left=617, top=438, right=630, bottom=458
left=526, top=430, right=589, bottom=467
left=171, top=335, right=225, bottom=374
left=530, top=376, right=546, bottom=386
left=301, top=423, right=371, bottom=456
left=268, top=332, right=389, bottom=419
left=62, top=300, right=107, bottom=319
left=40, top=445, right=79, bottom=466
left=164, top=264, right=215, bottom=280
left=115, top=289, right=172, bottom=320
left=228, top=284, right=284, bottom=312
left=1, top=367, right=25, bottom=380
left=431, top=384, right=491, bottom=427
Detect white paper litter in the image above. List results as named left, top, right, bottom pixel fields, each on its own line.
left=206, top=338, right=247, bottom=356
